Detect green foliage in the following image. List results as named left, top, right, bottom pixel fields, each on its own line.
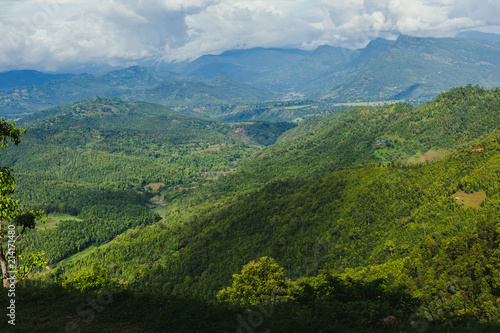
left=0, top=117, right=46, bottom=286
left=217, top=256, right=294, bottom=307
left=399, top=213, right=500, bottom=323
left=17, top=251, right=47, bottom=280
left=283, top=274, right=420, bottom=331
left=11, top=87, right=500, bottom=330
left=0, top=118, right=27, bottom=220
left=0, top=117, right=25, bottom=148
left=218, top=85, right=500, bottom=194
left=61, top=266, right=113, bottom=293
left=3, top=97, right=290, bottom=265
left=64, top=125, right=500, bottom=303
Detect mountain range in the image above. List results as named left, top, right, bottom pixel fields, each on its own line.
left=2, top=34, right=500, bottom=120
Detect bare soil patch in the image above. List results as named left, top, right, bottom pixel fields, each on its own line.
left=417, top=150, right=446, bottom=162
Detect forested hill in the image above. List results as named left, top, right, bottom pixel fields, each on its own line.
left=4, top=96, right=294, bottom=205
left=44, top=87, right=500, bottom=298
left=4, top=97, right=293, bottom=264
left=63, top=115, right=500, bottom=304
left=218, top=85, right=500, bottom=193
left=6, top=87, right=500, bottom=331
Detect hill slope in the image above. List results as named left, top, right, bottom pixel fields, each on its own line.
left=63, top=124, right=500, bottom=300
left=39, top=86, right=500, bottom=299
left=5, top=97, right=292, bottom=264
left=217, top=85, right=500, bottom=193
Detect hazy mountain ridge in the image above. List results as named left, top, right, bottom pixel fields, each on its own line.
left=313, top=35, right=500, bottom=102
left=2, top=35, right=500, bottom=121
left=0, top=67, right=271, bottom=118
left=0, top=70, right=76, bottom=89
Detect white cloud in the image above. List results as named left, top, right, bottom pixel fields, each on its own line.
left=0, top=0, right=497, bottom=72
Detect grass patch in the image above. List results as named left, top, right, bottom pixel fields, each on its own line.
left=408, top=150, right=447, bottom=163
left=38, top=213, right=82, bottom=229
left=144, top=182, right=165, bottom=191
left=452, top=190, right=487, bottom=208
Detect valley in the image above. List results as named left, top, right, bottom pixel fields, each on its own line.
left=2, top=34, right=500, bottom=332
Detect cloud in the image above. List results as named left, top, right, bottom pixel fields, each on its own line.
left=164, top=1, right=323, bottom=62
left=0, top=0, right=497, bottom=72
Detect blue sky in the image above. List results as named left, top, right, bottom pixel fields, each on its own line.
left=0, top=0, right=499, bottom=72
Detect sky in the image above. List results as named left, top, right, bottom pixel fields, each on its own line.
left=0, top=0, right=499, bottom=73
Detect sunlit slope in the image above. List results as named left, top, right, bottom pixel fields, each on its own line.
left=62, top=92, right=500, bottom=299
left=219, top=86, right=500, bottom=193
left=7, top=97, right=291, bottom=265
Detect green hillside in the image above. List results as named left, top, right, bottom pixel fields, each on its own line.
left=26, top=87, right=500, bottom=303
left=219, top=85, right=500, bottom=193
left=2, top=97, right=292, bottom=265
left=4, top=87, right=500, bottom=332
left=60, top=131, right=500, bottom=297
left=24, top=112, right=500, bottom=332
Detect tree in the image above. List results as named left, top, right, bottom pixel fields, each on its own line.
left=61, top=266, right=113, bottom=293
left=0, top=118, right=45, bottom=288
left=217, top=256, right=294, bottom=307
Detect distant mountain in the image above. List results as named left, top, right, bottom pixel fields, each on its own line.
left=0, top=66, right=178, bottom=117
left=178, top=46, right=368, bottom=95
left=0, top=70, right=75, bottom=89
left=456, top=30, right=500, bottom=43
left=314, top=35, right=500, bottom=102
left=183, top=48, right=309, bottom=79
left=0, top=66, right=272, bottom=118
left=4, top=35, right=500, bottom=120
left=175, top=35, right=500, bottom=104
left=182, top=47, right=313, bottom=93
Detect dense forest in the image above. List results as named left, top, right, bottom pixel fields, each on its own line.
left=3, top=86, right=500, bottom=332
left=1, top=97, right=294, bottom=267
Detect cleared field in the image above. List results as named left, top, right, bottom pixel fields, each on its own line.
left=144, top=182, right=165, bottom=191
left=452, top=190, right=487, bottom=208
left=413, top=150, right=447, bottom=162
left=37, top=213, right=82, bottom=229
